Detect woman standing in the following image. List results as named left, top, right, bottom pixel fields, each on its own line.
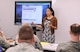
left=33, top=7, right=57, bottom=43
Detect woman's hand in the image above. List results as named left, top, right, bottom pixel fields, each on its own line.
left=32, top=22, right=42, bottom=29
left=48, top=23, right=57, bottom=29
left=48, top=23, right=53, bottom=28
left=31, top=22, right=36, bottom=25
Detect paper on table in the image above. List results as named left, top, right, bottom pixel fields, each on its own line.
left=50, top=44, right=58, bottom=47
left=40, top=42, right=58, bottom=51
left=40, top=42, right=50, bottom=45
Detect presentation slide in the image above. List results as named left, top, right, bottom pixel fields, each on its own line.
left=22, top=5, right=42, bottom=24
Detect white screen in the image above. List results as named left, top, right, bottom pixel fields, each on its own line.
left=22, top=5, right=42, bottom=24
left=15, top=1, right=51, bottom=25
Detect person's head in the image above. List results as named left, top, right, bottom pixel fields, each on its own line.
left=70, top=23, right=80, bottom=42
left=46, top=7, right=54, bottom=17
left=18, top=23, right=34, bottom=44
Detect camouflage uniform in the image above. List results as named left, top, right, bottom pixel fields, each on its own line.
left=0, top=36, right=10, bottom=49
left=6, top=43, right=43, bottom=52
left=56, top=41, right=80, bottom=52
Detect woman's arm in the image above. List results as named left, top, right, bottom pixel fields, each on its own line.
left=50, top=25, right=57, bottom=29
left=32, top=17, right=46, bottom=29
left=32, top=22, right=43, bottom=29
left=48, top=17, right=57, bottom=30
left=52, top=17, right=57, bottom=30
left=36, top=25, right=43, bottom=29
left=48, top=23, right=57, bottom=29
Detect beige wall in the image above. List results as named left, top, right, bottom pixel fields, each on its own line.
left=53, top=0, right=80, bottom=43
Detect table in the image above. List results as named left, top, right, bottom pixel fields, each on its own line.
left=40, top=42, right=58, bottom=52
left=9, top=40, right=58, bottom=52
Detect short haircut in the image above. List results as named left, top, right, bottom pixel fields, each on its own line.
left=70, top=24, right=80, bottom=35
left=19, top=24, right=33, bottom=40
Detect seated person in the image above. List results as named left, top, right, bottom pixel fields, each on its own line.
left=16, top=34, right=42, bottom=50
left=56, top=23, right=80, bottom=52
left=15, top=23, right=42, bottom=50
left=6, top=23, right=43, bottom=52
left=0, top=28, right=10, bottom=50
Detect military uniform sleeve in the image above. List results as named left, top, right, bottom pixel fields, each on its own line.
left=56, top=44, right=62, bottom=52
left=56, top=43, right=66, bottom=52
left=34, top=35, right=43, bottom=50
left=0, top=36, right=10, bottom=49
